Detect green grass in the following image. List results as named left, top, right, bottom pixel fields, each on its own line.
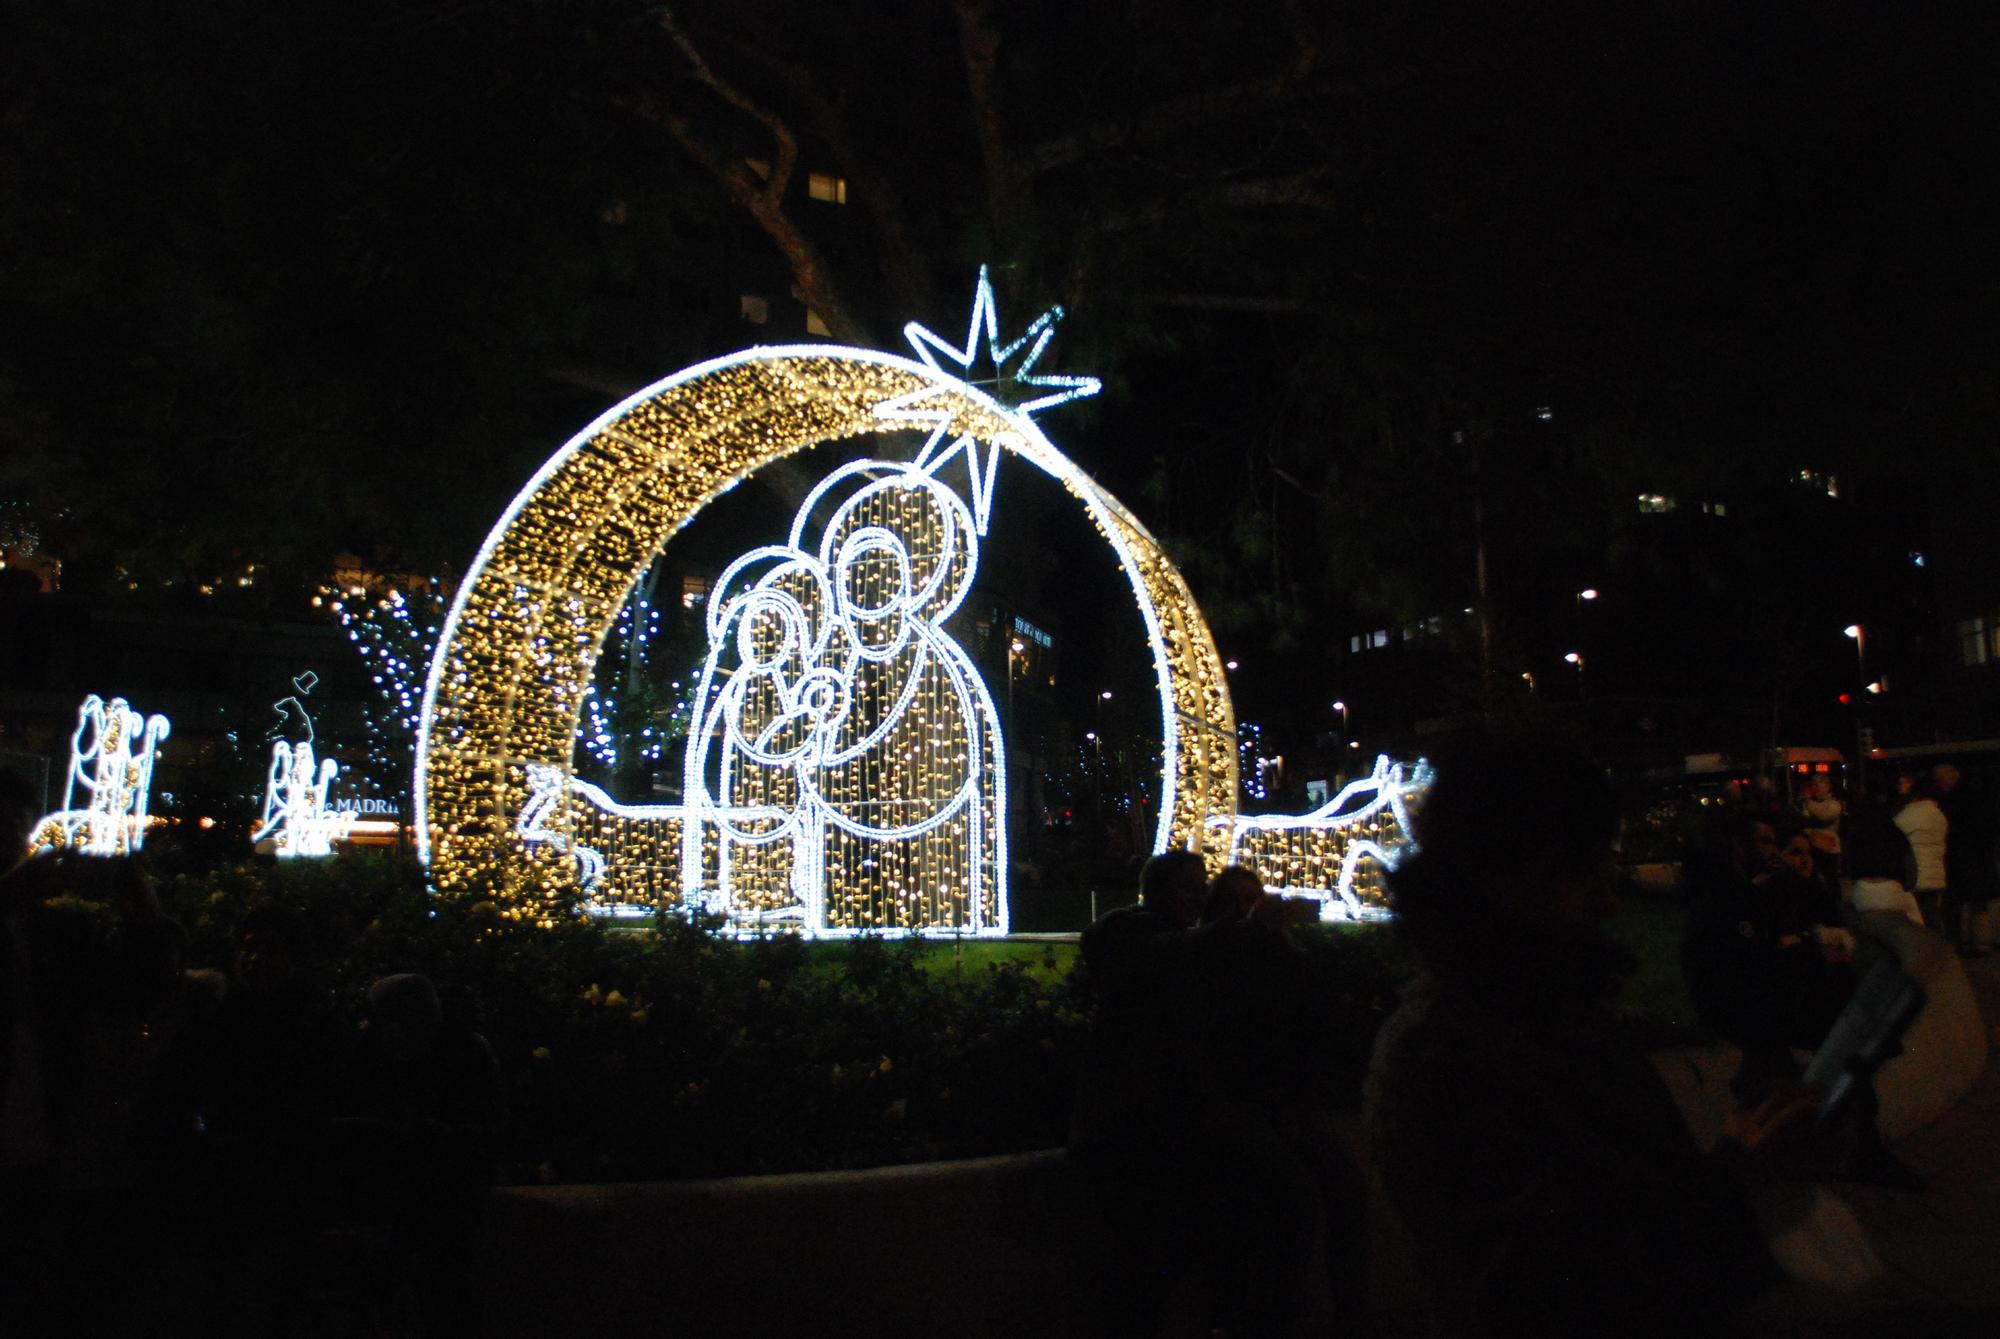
left=1605, top=891, right=1706, bottom=1042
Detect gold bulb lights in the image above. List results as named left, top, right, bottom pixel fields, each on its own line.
left=420, top=283, right=1232, bottom=927
left=1207, top=754, right=1431, bottom=921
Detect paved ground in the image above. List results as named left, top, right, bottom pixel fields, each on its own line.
left=1842, top=951, right=2000, bottom=1311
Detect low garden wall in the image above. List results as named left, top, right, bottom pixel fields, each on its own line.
left=475, top=911, right=1989, bottom=1337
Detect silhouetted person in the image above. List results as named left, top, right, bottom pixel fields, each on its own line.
left=1, top=844, right=118, bottom=1330
left=333, top=973, right=505, bottom=1335
left=1686, top=815, right=1859, bottom=1078
left=1849, top=815, right=1924, bottom=925
left=1933, top=763, right=1996, bottom=956
left=167, top=903, right=353, bottom=1330
left=1893, top=774, right=1950, bottom=931
left=1199, top=863, right=1265, bottom=927
left=1368, top=731, right=1813, bottom=1337
left=1070, top=851, right=1357, bottom=1336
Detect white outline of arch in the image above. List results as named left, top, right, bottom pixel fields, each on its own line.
left=416, top=345, right=1233, bottom=916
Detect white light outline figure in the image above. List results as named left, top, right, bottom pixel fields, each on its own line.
left=417, top=269, right=1236, bottom=926
left=29, top=694, right=171, bottom=856
left=670, top=449, right=1006, bottom=935
left=417, top=347, right=1191, bottom=886
left=1208, top=754, right=1431, bottom=920
left=252, top=739, right=350, bottom=858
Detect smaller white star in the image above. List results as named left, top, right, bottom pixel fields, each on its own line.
left=875, top=266, right=1100, bottom=535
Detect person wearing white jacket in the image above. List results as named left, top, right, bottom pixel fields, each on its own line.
left=1893, top=776, right=1950, bottom=931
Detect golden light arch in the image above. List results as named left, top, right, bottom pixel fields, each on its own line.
left=415, top=345, right=1238, bottom=923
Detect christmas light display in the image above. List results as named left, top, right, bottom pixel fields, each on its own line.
left=1238, top=721, right=1278, bottom=802
left=29, top=694, right=171, bottom=856
left=418, top=271, right=1237, bottom=926
left=252, top=739, right=349, bottom=857
left=1209, top=754, right=1431, bottom=920
left=676, top=450, right=1005, bottom=934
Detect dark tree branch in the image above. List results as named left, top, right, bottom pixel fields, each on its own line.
left=623, top=8, right=872, bottom=344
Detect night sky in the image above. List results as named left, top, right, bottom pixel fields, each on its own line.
left=6, top=0, right=1999, bottom=764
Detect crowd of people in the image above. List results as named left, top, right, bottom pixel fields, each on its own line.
left=1070, top=736, right=1993, bottom=1336
left=0, top=770, right=503, bottom=1334
left=1722, top=764, right=1997, bottom=956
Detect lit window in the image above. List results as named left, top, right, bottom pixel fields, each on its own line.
left=681, top=575, right=712, bottom=610
left=807, top=171, right=848, bottom=204
left=1699, top=500, right=1728, bottom=517
left=1349, top=635, right=1362, bottom=654
left=739, top=294, right=769, bottom=325
left=804, top=308, right=831, bottom=336
left=1637, top=493, right=1677, bottom=514
left=1959, top=618, right=1988, bottom=667
left=1369, top=629, right=1390, bottom=649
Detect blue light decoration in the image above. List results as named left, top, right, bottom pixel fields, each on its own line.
left=1237, top=721, right=1277, bottom=803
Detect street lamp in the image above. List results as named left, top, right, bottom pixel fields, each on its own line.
left=1564, top=650, right=1586, bottom=698
left=1007, top=637, right=1026, bottom=719
left=1844, top=625, right=1869, bottom=793
left=1332, top=700, right=1349, bottom=736
left=1224, top=659, right=1239, bottom=671
left=1578, top=588, right=1599, bottom=602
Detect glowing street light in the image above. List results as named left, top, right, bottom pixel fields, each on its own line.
left=1843, top=624, right=1866, bottom=684
left=1579, top=588, right=1599, bottom=601
left=1564, top=651, right=1587, bottom=698
left=1224, top=659, right=1240, bottom=671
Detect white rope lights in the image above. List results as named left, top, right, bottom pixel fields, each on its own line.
left=1207, top=754, right=1432, bottom=921
left=29, top=694, right=171, bottom=857
left=252, top=739, right=349, bottom=858
left=417, top=273, right=1240, bottom=928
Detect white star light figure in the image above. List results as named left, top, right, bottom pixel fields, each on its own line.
left=874, top=265, right=1101, bottom=534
